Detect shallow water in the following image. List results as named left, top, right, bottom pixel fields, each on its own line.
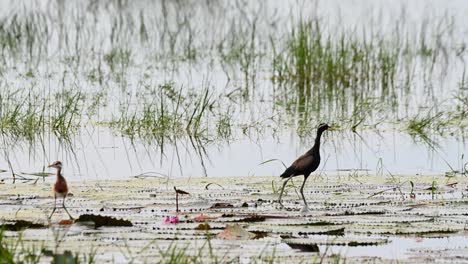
left=319, top=234, right=468, bottom=260
left=0, top=0, right=466, bottom=180
left=1, top=128, right=465, bottom=181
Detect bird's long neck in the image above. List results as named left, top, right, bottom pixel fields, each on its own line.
left=307, top=129, right=324, bottom=155
left=56, top=168, right=63, bottom=179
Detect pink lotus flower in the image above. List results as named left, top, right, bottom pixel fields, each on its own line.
left=193, top=214, right=217, bottom=222
left=164, top=216, right=179, bottom=224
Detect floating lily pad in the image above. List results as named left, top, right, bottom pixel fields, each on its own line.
left=195, top=223, right=211, bottom=230
left=283, top=237, right=389, bottom=247
left=210, top=203, right=234, bottom=209
left=0, top=175, right=466, bottom=263
left=252, top=231, right=269, bottom=239
left=75, top=214, right=132, bottom=228
left=286, top=242, right=320, bottom=252
left=233, top=215, right=265, bottom=223
left=1, top=220, right=46, bottom=231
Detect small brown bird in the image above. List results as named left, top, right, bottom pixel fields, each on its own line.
left=48, top=161, right=73, bottom=220
left=278, top=123, right=330, bottom=212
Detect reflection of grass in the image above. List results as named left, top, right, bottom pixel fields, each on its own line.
left=104, top=48, right=131, bottom=72
left=216, top=109, right=233, bottom=139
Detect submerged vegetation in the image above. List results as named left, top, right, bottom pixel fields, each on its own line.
left=0, top=0, right=465, bottom=147
left=0, top=0, right=464, bottom=187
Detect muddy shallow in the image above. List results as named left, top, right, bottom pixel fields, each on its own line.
left=1, top=174, right=467, bottom=263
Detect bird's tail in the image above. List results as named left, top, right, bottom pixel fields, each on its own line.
left=280, top=167, right=294, bottom=178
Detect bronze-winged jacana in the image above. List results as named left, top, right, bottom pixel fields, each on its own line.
left=48, top=161, right=74, bottom=220
left=278, top=123, right=330, bottom=212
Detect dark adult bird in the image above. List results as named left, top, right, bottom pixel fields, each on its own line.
left=278, top=123, right=330, bottom=212
left=48, top=161, right=74, bottom=220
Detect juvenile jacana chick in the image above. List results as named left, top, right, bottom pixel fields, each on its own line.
left=278, top=123, right=330, bottom=212
left=48, top=161, right=73, bottom=220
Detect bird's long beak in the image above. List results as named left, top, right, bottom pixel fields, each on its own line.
left=47, top=164, right=54, bottom=168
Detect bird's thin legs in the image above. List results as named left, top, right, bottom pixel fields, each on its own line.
left=49, top=195, right=57, bottom=219
left=278, top=176, right=294, bottom=208
left=50, top=195, right=73, bottom=220
left=62, top=196, right=74, bottom=220
left=300, top=177, right=309, bottom=212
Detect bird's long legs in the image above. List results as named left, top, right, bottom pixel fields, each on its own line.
left=62, top=196, right=74, bottom=220
left=278, top=175, right=309, bottom=212
left=49, top=195, right=57, bottom=219
left=278, top=175, right=294, bottom=208
left=49, top=195, right=74, bottom=220
left=300, top=177, right=309, bottom=212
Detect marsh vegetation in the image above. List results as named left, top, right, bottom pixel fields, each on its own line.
left=0, top=0, right=467, bottom=262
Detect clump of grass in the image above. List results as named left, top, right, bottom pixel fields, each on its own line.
left=111, top=83, right=220, bottom=143
left=0, top=89, right=84, bottom=142
left=113, top=101, right=183, bottom=142
left=407, top=114, right=436, bottom=135
left=51, top=90, right=83, bottom=139
left=0, top=90, right=46, bottom=141
left=185, top=89, right=213, bottom=137
left=0, top=227, right=98, bottom=263
left=269, top=13, right=463, bottom=135
left=154, top=237, right=279, bottom=264
left=406, top=111, right=445, bottom=148
left=0, top=1, right=465, bottom=146
left=0, top=229, right=44, bottom=263
left=273, top=18, right=402, bottom=122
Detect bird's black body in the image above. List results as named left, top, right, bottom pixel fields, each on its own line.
left=280, top=154, right=320, bottom=179
left=278, top=123, right=329, bottom=211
